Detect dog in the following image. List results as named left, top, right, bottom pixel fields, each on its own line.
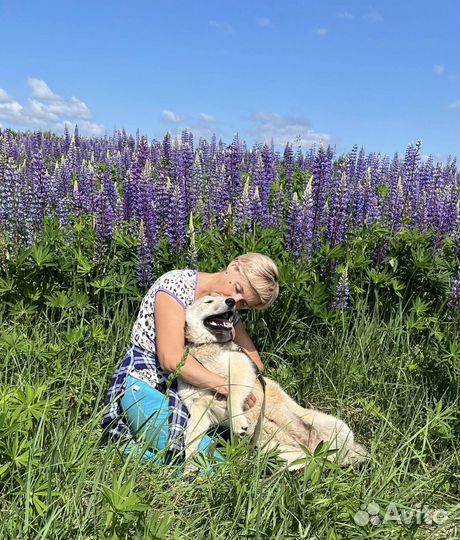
left=177, top=295, right=367, bottom=470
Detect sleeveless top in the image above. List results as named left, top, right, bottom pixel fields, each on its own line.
left=102, top=268, right=241, bottom=445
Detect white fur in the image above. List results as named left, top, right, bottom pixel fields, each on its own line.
left=178, top=296, right=367, bottom=470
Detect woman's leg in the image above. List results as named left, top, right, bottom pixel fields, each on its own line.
left=121, top=375, right=224, bottom=464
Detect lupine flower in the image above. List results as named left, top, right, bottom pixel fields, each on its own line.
left=260, top=142, right=275, bottom=227
left=0, top=128, right=458, bottom=283
left=136, top=220, right=153, bottom=288
left=283, top=142, right=294, bottom=198
left=327, top=171, right=349, bottom=246
left=186, top=211, right=198, bottom=267
left=332, top=268, right=350, bottom=313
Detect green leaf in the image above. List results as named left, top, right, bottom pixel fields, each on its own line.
left=30, top=243, right=55, bottom=267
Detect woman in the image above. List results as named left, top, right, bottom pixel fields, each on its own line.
left=102, top=252, right=279, bottom=462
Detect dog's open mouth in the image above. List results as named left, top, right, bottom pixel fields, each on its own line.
left=204, top=310, right=234, bottom=331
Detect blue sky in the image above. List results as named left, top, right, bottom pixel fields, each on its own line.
left=1, top=0, right=458, bottom=160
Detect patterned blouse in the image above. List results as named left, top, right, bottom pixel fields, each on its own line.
left=101, top=268, right=241, bottom=450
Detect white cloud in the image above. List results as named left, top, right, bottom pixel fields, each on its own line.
left=336, top=11, right=354, bottom=20
left=28, top=96, right=91, bottom=121
left=28, top=78, right=59, bottom=100
left=257, top=17, right=273, bottom=27
left=433, top=64, right=445, bottom=75
left=365, top=11, right=384, bottom=22
left=449, top=99, right=460, bottom=110
left=199, top=112, right=215, bottom=122
left=0, top=100, right=24, bottom=117
left=0, top=88, right=11, bottom=102
left=314, top=27, right=328, bottom=36
left=249, top=111, right=330, bottom=147
left=209, top=20, right=234, bottom=35
left=162, top=109, right=186, bottom=122
left=0, top=79, right=104, bottom=136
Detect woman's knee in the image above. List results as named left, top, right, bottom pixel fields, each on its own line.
left=121, top=375, right=170, bottom=449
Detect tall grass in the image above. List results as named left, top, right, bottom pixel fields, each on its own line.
left=1, top=276, right=458, bottom=539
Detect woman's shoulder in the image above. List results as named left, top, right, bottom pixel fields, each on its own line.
left=158, top=268, right=197, bottom=285
left=142, top=268, right=197, bottom=307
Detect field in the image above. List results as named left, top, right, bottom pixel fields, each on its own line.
left=0, top=126, right=459, bottom=539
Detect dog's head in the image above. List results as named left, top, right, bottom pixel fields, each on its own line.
left=185, top=296, right=236, bottom=344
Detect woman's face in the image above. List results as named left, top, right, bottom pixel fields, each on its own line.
left=212, top=263, right=260, bottom=310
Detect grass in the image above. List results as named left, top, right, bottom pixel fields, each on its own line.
left=0, top=291, right=458, bottom=540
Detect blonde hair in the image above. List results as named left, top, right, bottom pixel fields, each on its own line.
left=227, top=252, right=279, bottom=310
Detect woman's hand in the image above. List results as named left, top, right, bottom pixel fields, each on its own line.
left=213, top=386, right=256, bottom=410
left=243, top=392, right=257, bottom=410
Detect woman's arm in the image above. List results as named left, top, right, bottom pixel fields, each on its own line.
left=155, top=291, right=230, bottom=396
left=232, top=319, right=265, bottom=374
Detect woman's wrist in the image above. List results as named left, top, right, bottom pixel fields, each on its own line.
left=211, top=377, right=229, bottom=397
left=213, top=385, right=229, bottom=397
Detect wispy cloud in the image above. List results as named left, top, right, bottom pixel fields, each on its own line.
left=199, top=112, right=215, bottom=122
left=365, top=11, right=384, bottom=22
left=433, top=64, right=445, bottom=75
left=336, top=11, right=354, bottom=20
left=162, top=109, right=187, bottom=123
left=314, top=27, right=328, bottom=36
left=0, top=78, right=104, bottom=136
left=157, top=110, right=222, bottom=142
left=249, top=111, right=330, bottom=147
left=28, top=78, right=59, bottom=100
left=0, top=88, right=11, bottom=101
left=209, top=20, right=234, bottom=35
left=449, top=99, right=460, bottom=110
left=257, top=17, right=273, bottom=28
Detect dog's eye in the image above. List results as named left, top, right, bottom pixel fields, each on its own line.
left=205, top=300, right=213, bottom=304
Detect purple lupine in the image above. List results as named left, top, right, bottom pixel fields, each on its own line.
left=0, top=129, right=459, bottom=272
left=249, top=151, right=264, bottom=226
left=419, top=157, right=435, bottom=229
left=30, top=145, right=50, bottom=238
left=181, top=129, right=195, bottom=213
left=401, top=140, right=422, bottom=220
left=260, top=142, right=275, bottom=227
left=0, top=157, right=20, bottom=247
left=271, top=184, right=285, bottom=230
left=186, top=211, right=198, bottom=267
left=284, top=192, right=304, bottom=260
left=332, top=269, right=350, bottom=313
left=310, top=143, right=332, bottom=250
left=390, top=176, right=404, bottom=234
left=191, top=151, right=204, bottom=216
left=327, top=171, right=349, bottom=247
left=225, top=134, right=243, bottom=211
left=136, top=220, right=153, bottom=288
left=163, top=176, right=177, bottom=248
left=234, top=174, right=254, bottom=234
left=94, top=187, right=116, bottom=263
left=0, top=154, right=12, bottom=232
left=284, top=143, right=294, bottom=197
left=176, top=177, right=188, bottom=255
left=130, top=136, right=150, bottom=225
left=139, top=161, right=158, bottom=250
left=385, top=152, right=401, bottom=228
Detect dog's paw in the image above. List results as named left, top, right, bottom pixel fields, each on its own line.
left=232, top=415, right=249, bottom=437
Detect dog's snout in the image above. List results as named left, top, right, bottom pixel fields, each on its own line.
left=225, top=298, right=236, bottom=307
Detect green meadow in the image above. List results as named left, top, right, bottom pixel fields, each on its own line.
left=0, top=218, right=458, bottom=539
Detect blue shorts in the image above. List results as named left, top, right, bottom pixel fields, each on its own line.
left=120, top=374, right=225, bottom=465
